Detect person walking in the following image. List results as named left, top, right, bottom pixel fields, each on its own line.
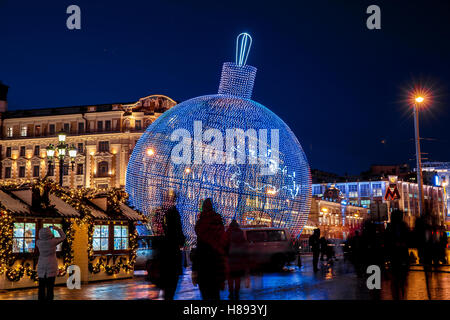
left=159, top=190, right=186, bottom=300
left=36, top=225, right=66, bottom=301
left=309, top=229, right=321, bottom=272
left=320, top=236, right=328, bottom=261
left=192, top=198, right=228, bottom=300
left=225, top=219, right=249, bottom=300
left=385, top=209, right=410, bottom=300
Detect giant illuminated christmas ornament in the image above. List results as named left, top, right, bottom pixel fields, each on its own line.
left=126, top=33, right=311, bottom=244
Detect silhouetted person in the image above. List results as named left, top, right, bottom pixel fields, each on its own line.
left=159, top=190, right=186, bottom=300
left=225, top=219, right=248, bottom=300
left=37, top=226, right=66, bottom=301
left=439, top=226, right=448, bottom=264
left=309, top=229, right=321, bottom=272
left=350, top=230, right=364, bottom=276
left=385, top=209, right=410, bottom=300
left=192, top=198, right=228, bottom=300
left=320, top=236, right=328, bottom=261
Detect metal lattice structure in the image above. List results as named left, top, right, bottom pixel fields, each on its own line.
left=126, top=33, right=311, bottom=244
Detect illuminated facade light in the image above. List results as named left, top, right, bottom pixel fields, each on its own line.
left=126, top=33, right=312, bottom=244
left=146, top=148, right=155, bottom=156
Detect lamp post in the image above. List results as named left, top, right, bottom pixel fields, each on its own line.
left=413, top=96, right=425, bottom=217
left=46, top=131, right=77, bottom=187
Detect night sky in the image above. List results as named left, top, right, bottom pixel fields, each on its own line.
left=1, top=0, right=450, bottom=175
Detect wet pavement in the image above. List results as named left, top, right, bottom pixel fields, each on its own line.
left=1, top=255, right=450, bottom=300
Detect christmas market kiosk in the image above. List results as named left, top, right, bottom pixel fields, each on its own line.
left=0, top=180, right=145, bottom=290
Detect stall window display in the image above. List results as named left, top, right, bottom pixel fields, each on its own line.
left=114, top=225, right=129, bottom=250
left=93, top=225, right=109, bottom=251
left=13, top=222, right=36, bottom=253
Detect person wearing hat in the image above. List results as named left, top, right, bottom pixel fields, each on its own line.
left=36, top=226, right=66, bottom=301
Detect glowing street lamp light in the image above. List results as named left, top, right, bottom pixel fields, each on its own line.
left=46, top=144, right=55, bottom=159
left=46, top=131, right=77, bottom=186
left=413, top=96, right=425, bottom=216
left=68, top=144, right=77, bottom=170
left=58, top=131, right=67, bottom=143
left=146, top=148, right=155, bottom=156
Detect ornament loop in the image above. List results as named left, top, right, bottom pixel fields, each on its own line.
left=235, top=33, right=252, bottom=67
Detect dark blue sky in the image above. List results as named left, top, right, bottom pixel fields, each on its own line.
left=1, top=0, right=450, bottom=175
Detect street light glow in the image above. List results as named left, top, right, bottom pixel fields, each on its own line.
left=146, top=148, right=155, bottom=156
left=415, top=96, right=424, bottom=103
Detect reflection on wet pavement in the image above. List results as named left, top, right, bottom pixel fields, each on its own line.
left=1, top=257, right=449, bottom=300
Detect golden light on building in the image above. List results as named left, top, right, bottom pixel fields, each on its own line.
left=266, top=188, right=277, bottom=195
left=184, top=168, right=191, bottom=174
left=146, top=148, right=155, bottom=156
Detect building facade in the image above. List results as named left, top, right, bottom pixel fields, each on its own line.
left=0, top=83, right=176, bottom=189
left=312, top=177, right=446, bottom=228
left=302, top=196, right=368, bottom=240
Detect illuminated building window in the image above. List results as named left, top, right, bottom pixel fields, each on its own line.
left=97, top=161, right=109, bottom=177
left=12, top=222, right=36, bottom=253
left=98, top=141, right=109, bottom=152
left=77, top=143, right=84, bottom=153
left=63, top=165, right=69, bottom=176
left=33, top=165, right=40, bottom=177
left=5, top=167, right=11, bottom=178
left=135, top=120, right=142, bottom=130
left=313, top=186, right=322, bottom=195
left=360, top=184, right=369, bottom=197
left=114, top=225, right=128, bottom=250
left=97, top=121, right=103, bottom=132
left=372, top=183, right=382, bottom=197
left=43, top=223, right=63, bottom=251
left=361, top=199, right=370, bottom=205
left=7, top=127, right=13, bottom=137
left=19, top=166, right=25, bottom=178
left=48, top=165, right=54, bottom=176
left=20, top=126, right=27, bottom=137
left=93, top=225, right=109, bottom=251
left=337, top=185, right=346, bottom=194
left=76, top=163, right=84, bottom=175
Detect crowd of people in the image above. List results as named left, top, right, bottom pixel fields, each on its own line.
left=152, top=192, right=250, bottom=300
left=309, top=208, right=448, bottom=299
left=34, top=190, right=448, bottom=301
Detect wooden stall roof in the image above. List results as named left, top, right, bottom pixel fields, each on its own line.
left=0, top=190, right=30, bottom=215
left=0, top=189, right=143, bottom=222
left=11, top=190, right=80, bottom=218
left=119, top=203, right=143, bottom=221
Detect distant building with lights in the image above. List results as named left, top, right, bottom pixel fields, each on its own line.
left=422, top=161, right=450, bottom=227
left=311, top=177, right=446, bottom=228
left=0, top=82, right=177, bottom=189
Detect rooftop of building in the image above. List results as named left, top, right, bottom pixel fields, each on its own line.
left=2, top=102, right=134, bottom=119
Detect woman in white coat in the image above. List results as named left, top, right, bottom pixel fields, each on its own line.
left=36, top=226, right=66, bottom=300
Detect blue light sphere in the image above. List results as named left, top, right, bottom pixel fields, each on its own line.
left=126, top=34, right=311, bottom=244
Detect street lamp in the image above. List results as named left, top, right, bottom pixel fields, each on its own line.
left=413, top=96, right=425, bottom=217
left=46, top=131, right=77, bottom=186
